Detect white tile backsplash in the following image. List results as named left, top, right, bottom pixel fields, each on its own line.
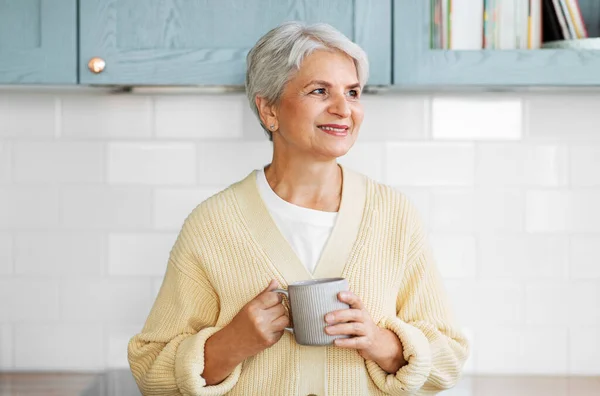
left=570, top=190, right=600, bottom=233
left=0, top=233, right=12, bottom=275
left=107, top=325, right=142, bottom=368
left=60, top=187, right=152, bottom=230
left=13, top=141, right=105, bottom=184
left=475, top=144, right=568, bottom=187
left=525, top=282, right=570, bottom=325
left=446, top=280, right=526, bottom=327
left=360, top=95, right=429, bottom=140
left=432, top=97, right=522, bottom=141
left=108, top=233, right=177, bottom=276
left=526, top=190, right=570, bottom=233
left=0, top=278, right=59, bottom=322
left=570, top=327, right=600, bottom=375
left=571, top=236, right=600, bottom=279
left=14, top=232, right=105, bottom=276
left=571, top=145, right=600, bottom=187
left=338, top=142, right=385, bottom=183
left=478, top=235, right=568, bottom=280
left=0, top=141, right=11, bottom=184
left=0, top=324, right=12, bottom=369
left=472, top=281, right=526, bottom=326
left=15, top=324, right=104, bottom=370
left=430, top=234, right=477, bottom=279
left=61, top=95, right=153, bottom=139
left=155, top=95, right=244, bottom=139
left=430, top=188, right=475, bottom=233
left=475, top=326, right=569, bottom=374
left=527, top=94, right=600, bottom=140
left=475, top=327, right=525, bottom=373
left=60, top=279, right=153, bottom=324
left=474, top=188, right=525, bottom=233
left=197, top=141, right=272, bottom=185
left=526, top=190, right=600, bottom=233
left=0, top=187, right=60, bottom=230
left=387, top=143, right=475, bottom=186
left=568, top=281, right=600, bottom=326
left=0, top=94, right=56, bottom=137
left=1, top=90, right=600, bottom=375
left=521, top=327, right=569, bottom=374
left=153, top=187, right=221, bottom=230
left=108, top=142, right=197, bottom=185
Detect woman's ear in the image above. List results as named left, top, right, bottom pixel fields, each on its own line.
left=255, top=96, right=278, bottom=131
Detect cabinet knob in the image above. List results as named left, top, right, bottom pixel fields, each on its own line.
left=88, top=57, right=106, bottom=74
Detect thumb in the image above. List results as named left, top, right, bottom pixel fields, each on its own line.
left=264, top=279, right=280, bottom=292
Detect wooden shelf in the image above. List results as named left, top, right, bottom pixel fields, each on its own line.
left=394, top=0, right=600, bottom=88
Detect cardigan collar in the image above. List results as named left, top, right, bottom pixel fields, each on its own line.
left=233, top=164, right=367, bottom=286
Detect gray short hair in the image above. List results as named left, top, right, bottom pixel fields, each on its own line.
left=245, top=21, right=369, bottom=141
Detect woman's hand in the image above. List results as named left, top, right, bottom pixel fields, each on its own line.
left=227, top=279, right=290, bottom=359
left=325, top=291, right=407, bottom=373
left=204, top=280, right=289, bottom=385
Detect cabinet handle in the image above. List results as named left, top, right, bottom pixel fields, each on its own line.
left=88, top=57, right=106, bottom=74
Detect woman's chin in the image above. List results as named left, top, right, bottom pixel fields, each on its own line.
left=314, top=144, right=353, bottom=160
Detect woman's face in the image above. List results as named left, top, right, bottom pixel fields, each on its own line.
left=273, top=50, right=364, bottom=160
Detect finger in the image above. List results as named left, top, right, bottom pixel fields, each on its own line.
left=334, top=336, right=371, bottom=350
left=257, top=280, right=283, bottom=308
left=325, top=308, right=363, bottom=325
left=271, top=314, right=291, bottom=331
left=263, top=279, right=280, bottom=293
left=325, top=322, right=366, bottom=337
left=338, top=291, right=364, bottom=310
left=258, top=291, right=283, bottom=309
left=264, top=303, right=286, bottom=320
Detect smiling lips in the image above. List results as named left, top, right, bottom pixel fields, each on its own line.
left=318, top=124, right=350, bottom=136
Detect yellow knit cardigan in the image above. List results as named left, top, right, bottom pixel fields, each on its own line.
left=128, top=166, right=470, bottom=396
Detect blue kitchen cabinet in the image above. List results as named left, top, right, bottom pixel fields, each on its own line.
left=79, top=0, right=391, bottom=86
left=0, top=0, right=77, bottom=84
left=394, top=0, right=600, bottom=87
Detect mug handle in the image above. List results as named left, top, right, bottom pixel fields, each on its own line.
left=273, top=289, right=294, bottom=333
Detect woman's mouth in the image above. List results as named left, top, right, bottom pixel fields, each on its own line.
left=318, top=124, right=349, bottom=136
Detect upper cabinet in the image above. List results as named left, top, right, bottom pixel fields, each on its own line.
left=79, top=0, right=392, bottom=86
left=394, top=0, right=600, bottom=87
left=0, top=0, right=77, bottom=84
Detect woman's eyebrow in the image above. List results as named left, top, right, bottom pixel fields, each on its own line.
left=303, top=80, right=361, bottom=89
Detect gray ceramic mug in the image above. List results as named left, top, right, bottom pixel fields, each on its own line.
left=274, top=277, right=350, bottom=346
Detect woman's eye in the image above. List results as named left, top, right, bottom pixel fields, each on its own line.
left=348, top=89, right=360, bottom=98
left=311, top=88, right=326, bottom=95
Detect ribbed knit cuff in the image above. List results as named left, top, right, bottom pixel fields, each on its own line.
left=365, top=316, right=432, bottom=394
left=175, top=326, right=242, bottom=396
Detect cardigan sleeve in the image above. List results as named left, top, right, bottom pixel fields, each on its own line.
left=127, top=215, right=242, bottom=396
left=366, top=206, right=470, bottom=395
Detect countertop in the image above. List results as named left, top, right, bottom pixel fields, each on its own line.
left=1, top=370, right=599, bottom=396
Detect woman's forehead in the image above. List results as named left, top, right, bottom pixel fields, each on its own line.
left=292, top=50, right=359, bottom=84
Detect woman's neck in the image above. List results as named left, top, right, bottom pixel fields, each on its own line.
left=264, top=157, right=342, bottom=212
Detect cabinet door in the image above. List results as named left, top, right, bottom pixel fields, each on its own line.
left=0, top=0, right=76, bottom=84
left=79, top=0, right=391, bottom=86
left=394, top=0, right=600, bottom=87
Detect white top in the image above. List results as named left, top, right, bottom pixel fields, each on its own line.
left=256, top=168, right=337, bottom=274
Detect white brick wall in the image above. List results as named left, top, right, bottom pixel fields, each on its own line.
left=0, top=90, right=599, bottom=375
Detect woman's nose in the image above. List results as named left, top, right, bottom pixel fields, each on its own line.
left=328, top=94, right=351, bottom=118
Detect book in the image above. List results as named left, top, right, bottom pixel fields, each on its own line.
left=543, top=0, right=565, bottom=41
left=529, top=0, right=543, bottom=49
left=450, top=0, right=484, bottom=49
left=428, top=0, right=569, bottom=49
left=558, top=0, right=578, bottom=38
left=551, top=0, right=572, bottom=39
left=565, top=0, right=588, bottom=38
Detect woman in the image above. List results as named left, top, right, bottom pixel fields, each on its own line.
left=128, top=21, right=469, bottom=395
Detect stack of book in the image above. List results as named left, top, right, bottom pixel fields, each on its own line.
left=431, top=0, right=589, bottom=50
